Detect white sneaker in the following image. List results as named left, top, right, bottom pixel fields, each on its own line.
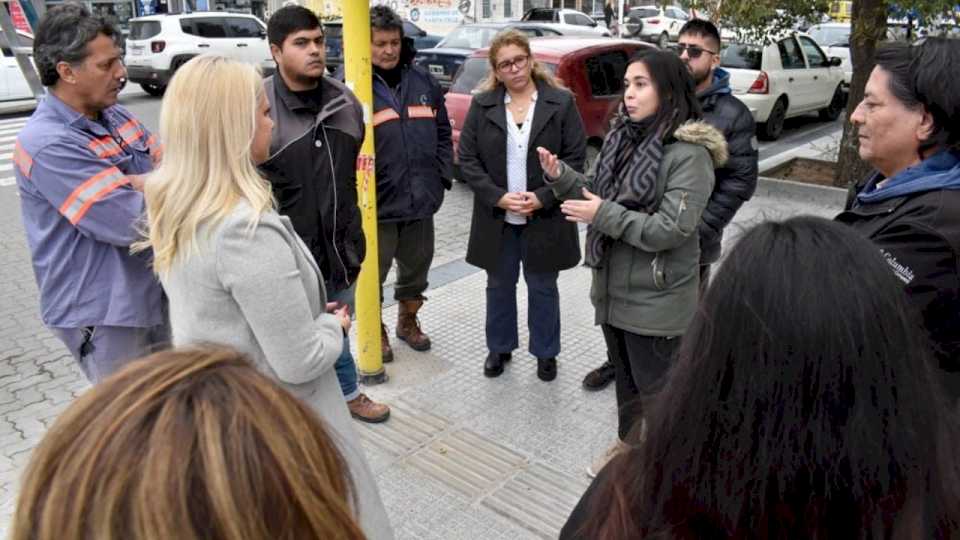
left=586, top=440, right=628, bottom=478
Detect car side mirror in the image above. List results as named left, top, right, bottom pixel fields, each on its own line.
left=828, top=56, right=842, bottom=67
left=258, top=29, right=267, bottom=39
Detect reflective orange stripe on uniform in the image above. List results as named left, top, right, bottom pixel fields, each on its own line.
left=146, top=134, right=163, bottom=164
left=12, top=140, right=32, bottom=178
left=88, top=136, right=124, bottom=159
left=117, top=119, right=145, bottom=145
left=407, top=105, right=435, bottom=119
left=58, top=167, right=129, bottom=225
left=372, top=108, right=401, bottom=127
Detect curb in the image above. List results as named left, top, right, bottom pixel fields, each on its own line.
left=755, top=175, right=847, bottom=209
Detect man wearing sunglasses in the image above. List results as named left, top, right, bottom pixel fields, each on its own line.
left=581, top=19, right=758, bottom=392
left=676, top=19, right=758, bottom=283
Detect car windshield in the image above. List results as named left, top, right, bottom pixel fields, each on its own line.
left=438, top=26, right=502, bottom=49
left=130, top=21, right=161, bottom=40
left=720, top=43, right=762, bottom=70
left=323, top=23, right=342, bottom=39
left=523, top=9, right=555, bottom=21
left=808, top=26, right=850, bottom=46
left=630, top=8, right=659, bottom=18
left=450, top=57, right=556, bottom=94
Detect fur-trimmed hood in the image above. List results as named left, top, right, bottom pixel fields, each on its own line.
left=673, top=120, right=728, bottom=168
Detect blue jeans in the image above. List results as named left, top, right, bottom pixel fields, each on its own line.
left=328, top=284, right=360, bottom=402
left=485, top=224, right=561, bottom=359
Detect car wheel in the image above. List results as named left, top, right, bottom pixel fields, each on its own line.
left=758, top=98, right=787, bottom=141
left=140, top=83, right=165, bottom=97
left=657, top=32, right=669, bottom=49
left=818, top=85, right=846, bottom=121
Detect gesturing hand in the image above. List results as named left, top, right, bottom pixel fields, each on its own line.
left=536, top=147, right=561, bottom=179
left=560, top=188, right=603, bottom=224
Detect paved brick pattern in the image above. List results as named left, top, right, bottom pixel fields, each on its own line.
left=0, top=145, right=841, bottom=538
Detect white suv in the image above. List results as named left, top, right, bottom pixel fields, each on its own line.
left=520, top=8, right=611, bottom=37
left=623, top=5, right=691, bottom=48
left=125, top=13, right=273, bottom=96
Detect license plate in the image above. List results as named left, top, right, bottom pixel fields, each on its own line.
left=130, top=48, right=142, bottom=55
left=429, top=64, right=444, bottom=76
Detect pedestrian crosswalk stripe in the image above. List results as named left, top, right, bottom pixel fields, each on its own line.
left=0, top=126, right=24, bottom=136
left=0, top=176, right=14, bottom=187
left=0, top=117, right=28, bottom=128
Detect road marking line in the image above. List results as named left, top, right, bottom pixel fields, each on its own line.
left=0, top=118, right=28, bottom=128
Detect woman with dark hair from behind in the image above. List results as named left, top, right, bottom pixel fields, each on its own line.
left=837, top=37, right=960, bottom=401
left=11, top=346, right=366, bottom=540
left=560, top=216, right=960, bottom=539
left=538, top=48, right=726, bottom=475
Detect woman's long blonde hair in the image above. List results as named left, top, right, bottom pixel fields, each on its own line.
left=11, top=346, right=365, bottom=540
left=475, top=28, right=566, bottom=93
left=136, top=55, right=274, bottom=276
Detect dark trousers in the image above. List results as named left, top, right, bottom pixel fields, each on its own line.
left=601, top=324, right=679, bottom=441
left=486, top=224, right=561, bottom=359
left=378, top=217, right=435, bottom=302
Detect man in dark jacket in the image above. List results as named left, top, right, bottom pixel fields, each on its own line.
left=836, top=38, right=960, bottom=401
left=260, top=6, right=390, bottom=423
left=581, top=19, right=758, bottom=391
left=367, top=5, right=453, bottom=359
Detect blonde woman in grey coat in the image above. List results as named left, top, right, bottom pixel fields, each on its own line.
left=137, top=56, right=394, bottom=540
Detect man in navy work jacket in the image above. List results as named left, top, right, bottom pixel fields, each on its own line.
left=14, top=4, right=166, bottom=383
left=366, top=5, right=453, bottom=361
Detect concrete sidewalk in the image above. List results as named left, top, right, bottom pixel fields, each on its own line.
left=0, top=179, right=845, bottom=539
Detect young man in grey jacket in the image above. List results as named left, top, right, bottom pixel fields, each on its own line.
left=260, top=6, right=390, bottom=423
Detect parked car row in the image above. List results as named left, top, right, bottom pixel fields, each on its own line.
left=125, top=12, right=273, bottom=96
left=102, top=10, right=848, bottom=144
left=413, top=22, right=566, bottom=92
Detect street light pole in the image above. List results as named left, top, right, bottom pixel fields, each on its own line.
left=342, top=1, right=387, bottom=384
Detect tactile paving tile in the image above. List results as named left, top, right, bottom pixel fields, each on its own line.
left=406, top=428, right=527, bottom=499
left=354, top=398, right=451, bottom=458
left=482, top=462, right=592, bottom=539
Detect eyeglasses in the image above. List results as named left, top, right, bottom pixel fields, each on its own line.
left=496, top=55, right=529, bottom=73
left=674, top=43, right=717, bottom=59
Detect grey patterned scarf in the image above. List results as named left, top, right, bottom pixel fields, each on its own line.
left=584, top=114, right=668, bottom=268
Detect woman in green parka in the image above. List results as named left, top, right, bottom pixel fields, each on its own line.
left=537, top=49, right=727, bottom=476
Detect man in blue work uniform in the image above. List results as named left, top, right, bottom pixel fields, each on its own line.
left=366, top=5, right=453, bottom=359
left=14, top=4, right=166, bottom=382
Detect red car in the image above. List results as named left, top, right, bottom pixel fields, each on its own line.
left=446, top=37, right=654, bottom=176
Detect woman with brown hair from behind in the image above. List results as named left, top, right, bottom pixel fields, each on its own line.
left=10, top=346, right=366, bottom=540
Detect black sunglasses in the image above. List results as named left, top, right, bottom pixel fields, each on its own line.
left=674, top=43, right=718, bottom=59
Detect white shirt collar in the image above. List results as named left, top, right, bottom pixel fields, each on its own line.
left=504, top=91, right=538, bottom=104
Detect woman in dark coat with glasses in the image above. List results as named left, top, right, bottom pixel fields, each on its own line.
left=458, top=29, right=586, bottom=382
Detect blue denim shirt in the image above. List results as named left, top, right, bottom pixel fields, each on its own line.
left=14, top=92, right=165, bottom=328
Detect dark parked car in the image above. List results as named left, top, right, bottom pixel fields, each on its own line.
left=413, top=22, right=565, bottom=92
left=323, top=19, right=440, bottom=73
left=446, top=37, right=654, bottom=177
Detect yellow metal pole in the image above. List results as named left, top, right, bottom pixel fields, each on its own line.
left=342, top=1, right=386, bottom=384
